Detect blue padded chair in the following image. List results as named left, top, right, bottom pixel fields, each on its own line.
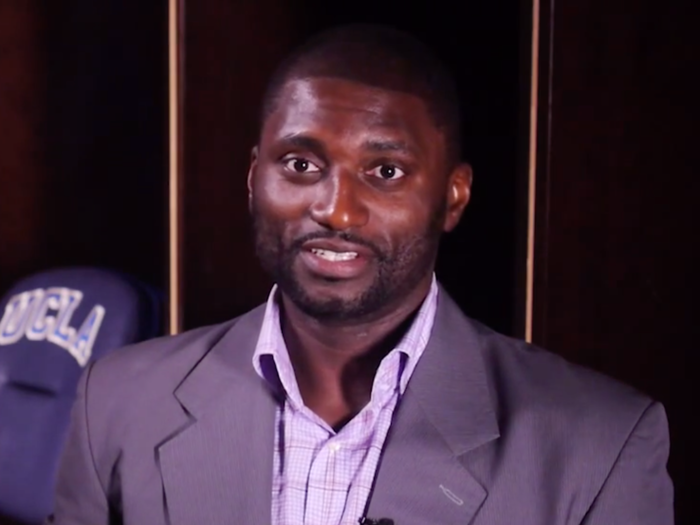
left=0, top=267, right=162, bottom=524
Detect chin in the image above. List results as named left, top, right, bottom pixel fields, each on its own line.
left=284, top=277, right=386, bottom=322
left=299, top=284, right=365, bottom=313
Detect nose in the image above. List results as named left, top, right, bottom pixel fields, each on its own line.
left=309, top=169, right=369, bottom=231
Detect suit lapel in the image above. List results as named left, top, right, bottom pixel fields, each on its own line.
left=157, top=306, right=278, bottom=525
left=366, top=289, right=500, bottom=525
left=154, top=288, right=499, bottom=525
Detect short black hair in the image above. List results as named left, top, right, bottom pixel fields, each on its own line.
left=260, top=24, right=462, bottom=166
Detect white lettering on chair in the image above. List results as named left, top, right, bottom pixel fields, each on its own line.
left=0, top=288, right=105, bottom=366
left=0, top=290, right=44, bottom=345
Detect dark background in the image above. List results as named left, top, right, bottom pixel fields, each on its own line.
left=0, top=0, right=696, bottom=522
left=0, top=0, right=168, bottom=303
left=532, top=0, right=698, bottom=519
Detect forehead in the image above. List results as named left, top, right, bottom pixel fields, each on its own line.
left=261, top=77, right=443, bottom=153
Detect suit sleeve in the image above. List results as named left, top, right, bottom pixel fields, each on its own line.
left=582, top=401, right=674, bottom=525
left=51, top=363, right=111, bottom=525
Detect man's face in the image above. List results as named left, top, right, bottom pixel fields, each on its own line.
left=249, top=77, right=470, bottom=322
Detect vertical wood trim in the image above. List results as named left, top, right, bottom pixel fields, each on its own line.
left=531, top=0, right=555, bottom=346
left=168, top=0, right=184, bottom=335
left=525, top=0, right=541, bottom=343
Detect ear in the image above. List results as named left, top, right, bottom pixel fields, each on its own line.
left=443, top=163, right=472, bottom=232
left=247, top=146, right=259, bottom=212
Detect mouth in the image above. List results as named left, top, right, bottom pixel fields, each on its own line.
left=298, top=242, right=371, bottom=280
left=310, top=248, right=359, bottom=262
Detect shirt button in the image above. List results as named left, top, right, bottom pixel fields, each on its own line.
left=330, top=443, right=341, bottom=453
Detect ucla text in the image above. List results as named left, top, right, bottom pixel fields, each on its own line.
left=0, top=287, right=105, bottom=366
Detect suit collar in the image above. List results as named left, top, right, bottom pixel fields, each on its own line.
left=158, top=305, right=277, bottom=525
left=169, top=284, right=499, bottom=442
left=173, top=304, right=271, bottom=417
left=366, top=286, right=500, bottom=524
left=408, top=285, right=500, bottom=456
left=158, top=285, right=500, bottom=524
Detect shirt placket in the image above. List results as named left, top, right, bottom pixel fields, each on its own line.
left=256, top=278, right=439, bottom=525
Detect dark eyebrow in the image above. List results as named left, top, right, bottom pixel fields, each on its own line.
left=362, top=139, right=417, bottom=157
left=278, top=134, right=327, bottom=158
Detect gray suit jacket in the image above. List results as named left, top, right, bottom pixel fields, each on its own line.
left=53, top=290, right=674, bottom=524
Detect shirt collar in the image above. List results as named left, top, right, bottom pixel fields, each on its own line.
left=252, top=275, right=439, bottom=404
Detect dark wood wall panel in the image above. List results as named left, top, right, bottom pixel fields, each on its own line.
left=181, top=1, right=299, bottom=328
left=0, top=2, right=48, bottom=295
left=0, top=1, right=168, bottom=300
left=533, top=0, right=697, bottom=521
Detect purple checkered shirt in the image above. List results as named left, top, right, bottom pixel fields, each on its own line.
left=252, top=276, right=439, bottom=525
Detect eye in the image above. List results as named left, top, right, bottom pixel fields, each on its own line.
left=367, top=164, right=406, bottom=180
left=283, top=157, right=321, bottom=174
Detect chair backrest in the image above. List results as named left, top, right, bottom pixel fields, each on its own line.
left=0, top=267, right=162, bottom=524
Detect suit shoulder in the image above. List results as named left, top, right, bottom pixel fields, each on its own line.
left=85, top=317, right=241, bottom=402
left=474, top=322, right=654, bottom=436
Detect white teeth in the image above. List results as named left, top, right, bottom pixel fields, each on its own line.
left=311, top=248, right=358, bottom=262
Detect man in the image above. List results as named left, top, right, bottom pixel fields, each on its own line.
left=53, top=25, right=673, bottom=524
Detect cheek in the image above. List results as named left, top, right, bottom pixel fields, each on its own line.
left=254, top=173, right=310, bottom=219
left=252, top=173, right=318, bottom=250
left=366, top=193, right=437, bottom=247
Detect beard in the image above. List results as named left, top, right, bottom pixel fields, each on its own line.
left=252, top=204, right=444, bottom=323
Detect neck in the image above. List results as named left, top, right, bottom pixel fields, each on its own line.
left=279, top=276, right=432, bottom=428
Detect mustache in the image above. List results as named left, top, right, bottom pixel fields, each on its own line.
left=290, top=231, right=385, bottom=261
